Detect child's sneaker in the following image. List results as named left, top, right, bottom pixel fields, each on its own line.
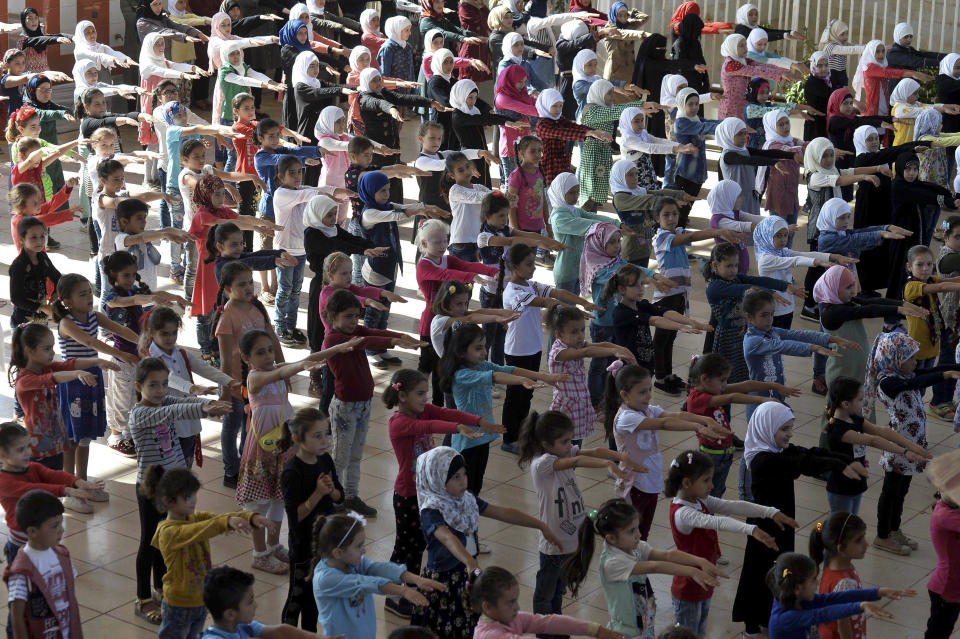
left=811, top=375, right=827, bottom=396
left=251, top=551, right=288, bottom=575
left=278, top=330, right=299, bottom=346
left=928, top=402, right=956, bottom=421
left=86, top=488, right=110, bottom=502
left=290, top=329, right=307, bottom=344
left=872, top=535, right=911, bottom=555
left=892, top=529, right=919, bottom=550
left=63, top=496, right=93, bottom=514
left=170, top=270, right=184, bottom=285
left=259, top=291, right=275, bottom=306
left=271, top=544, right=290, bottom=563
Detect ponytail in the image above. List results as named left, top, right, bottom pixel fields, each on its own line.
left=439, top=151, right=467, bottom=205
left=563, top=499, right=638, bottom=596
left=601, top=263, right=643, bottom=306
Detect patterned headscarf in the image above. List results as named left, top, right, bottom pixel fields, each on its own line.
left=609, top=1, right=630, bottom=27
left=753, top=215, right=788, bottom=257
left=914, top=108, right=942, bottom=141
left=193, top=173, right=226, bottom=211
left=579, top=222, right=622, bottom=296
left=863, top=331, right=919, bottom=416
left=744, top=402, right=795, bottom=466
left=415, top=446, right=479, bottom=535
left=813, top=264, right=856, bottom=305
left=163, top=101, right=187, bottom=125
left=419, top=0, right=443, bottom=19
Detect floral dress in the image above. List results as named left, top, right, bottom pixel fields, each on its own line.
left=236, top=374, right=295, bottom=505
left=548, top=338, right=595, bottom=441
left=877, top=375, right=927, bottom=476
left=578, top=100, right=645, bottom=207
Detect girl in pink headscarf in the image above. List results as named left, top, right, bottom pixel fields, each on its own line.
left=494, top=64, right=537, bottom=179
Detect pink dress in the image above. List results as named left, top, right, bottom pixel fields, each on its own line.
left=318, top=132, right=351, bottom=226
left=718, top=58, right=787, bottom=119
left=548, top=338, right=595, bottom=440
left=17, top=35, right=49, bottom=73
left=236, top=376, right=295, bottom=505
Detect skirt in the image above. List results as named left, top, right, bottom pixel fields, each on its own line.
left=57, top=368, right=107, bottom=442
left=410, top=565, right=477, bottom=639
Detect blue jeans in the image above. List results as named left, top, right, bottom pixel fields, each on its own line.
left=672, top=596, right=711, bottom=638
left=362, top=279, right=394, bottom=356
left=588, top=324, right=615, bottom=407
left=196, top=310, right=214, bottom=357
left=664, top=151, right=678, bottom=189
left=533, top=552, right=570, bottom=639
left=738, top=455, right=753, bottom=502
left=705, top=450, right=734, bottom=498
left=158, top=168, right=170, bottom=228
left=448, top=242, right=479, bottom=262
left=500, top=154, right=517, bottom=186
left=220, top=118, right=237, bottom=172
left=827, top=491, right=863, bottom=515
left=158, top=602, right=207, bottom=639
left=275, top=254, right=306, bottom=333
left=933, top=337, right=957, bottom=406
left=220, top=396, right=247, bottom=478
left=922, top=203, right=941, bottom=248
left=348, top=219, right=365, bottom=286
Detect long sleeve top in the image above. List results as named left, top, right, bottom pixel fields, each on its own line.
left=9, top=251, right=61, bottom=318
left=418, top=15, right=478, bottom=47
left=10, top=184, right=72, bottom=252
left=535, top=116, right=593, bottom=184
left=937, top=74, right=960, bottom=132
left=74, top=40, right=132, bottom=70
left=388, top=404, right=480, bottom=496
left=817, top=226, right=886, bottom=258
left=549, top=205, right=619, bottom=285
left=674, top=116, right=720, bottom=183
left=0, top=464, right=76, bottom=545
left=706, top=274, right=789, bottom=332
left=129, top=397, right=207, bottom=481
left=862, top=65, right=910, bottom=116
left=253, top=146, right=321, bottom=218
left=304, top=225, right=374, bottom=273
left=416, top=255, right=497, bottom=335
left=136, top=15, right=202, bottom=60
left=929, top=499, right=960, bottom=602
left=312, top=556, right=406, bottom=639
left=743, top=324, right=829, bottom=391
left=828, top=114, right=890, bottom=153
left=358, top=89, right=432, bottom=148
left=769, top=589, right=880, bottom=639
left=670, top=495, right=778, bottom=535
left=819, top=297, right=902, bottom=331
left=722, top=147, right=794, bottom=167
left=474, top=612, right=599, bottom=639
left=719, top=58, right=787, bottom=119
left=323, top=326, right=402, bottom=401
left=214, top=251, right=283, bottom=283
left=147, top=343, right=234, bottom=436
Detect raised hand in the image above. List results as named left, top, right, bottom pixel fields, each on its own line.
left=204, top=401, right=233, bottom=416
left=811, top=344, right=840, bottom=358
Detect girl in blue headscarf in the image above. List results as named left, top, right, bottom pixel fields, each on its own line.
left=279, top=19, right=343, bottom=129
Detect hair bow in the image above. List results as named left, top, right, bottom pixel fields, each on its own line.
left=670, top=458, right=680, bottom=468
left=606, top=360, right=625, bottom=377
left=782, top=568, right=792, bottom=578
left=391, top=382, right=402, bottom=390
left=942, top=220, right=952, bottom=231
left=814, top=521, right=824, bottom=533
left=686, top=452, right=693, bottom=465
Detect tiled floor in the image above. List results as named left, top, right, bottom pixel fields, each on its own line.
left=0, top=88, right=954, bottom=638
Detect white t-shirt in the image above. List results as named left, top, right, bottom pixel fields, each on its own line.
left=613, top=405, right=664, bottom=494
left=531, top=446, right=584, bottom=555
left=7, top=545, right=78, bottom=639
left=274, top=186, right=336, bottom=256
left=94, top=191, right=122, bottom=260
left=503, top=280, right=552, bottom=356
left=115, top=233, right=160, bottom=290
left=430, top=314, right=461, bottom=358
left=178, top=167, right=204, bottom=232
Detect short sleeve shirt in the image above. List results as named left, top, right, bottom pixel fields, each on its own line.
left=825, top=415, right=869, bottom=495
left=430, top=314, right=461, bottom=358
left=115, top=233, right=160, bottom=291
left=614, top=405, right=664, bottom=494
left=531, top=446, right=584, bottom=555
left=215, top=304, right=270, bottom=380
left=503, top=280, right=552, bottom=356
left=508, top=167, right=546, bottom=231
left=7, top=545, right=78, bottom=639
left=15, top=362, right=73, bottom=459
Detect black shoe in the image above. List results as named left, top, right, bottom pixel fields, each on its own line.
left=654, top=378, right=683, bottom=396
left=384, top=597, right=414, bottom=619
left=46, top=234, right=61, bottom=250
left=666, top=374, right=687, bottom=390
left=223, top=474, right=238, bottom=489
left=380, top=354, right=402, bottom=365
left=290, top=328, right=307, bottom=344
left=800, top=306, right=820, bottom=323
left=732, top=435, right=745, bottom=451
left=277, top=330, right=298, bottom=346
left=343, top=496, right=377, bottom=517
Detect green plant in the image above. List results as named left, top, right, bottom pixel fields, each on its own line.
left=916, top=67, right=939, bottom=104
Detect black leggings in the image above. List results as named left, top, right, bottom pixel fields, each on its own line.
left=390, top=493, right=426, bottom=575
left=418, top=336, right=443, bottom=407
left=135, top=483, right=166, bottom=600
left=803, top=239, right=825, bottom=309
left=877, top=471, right=913, bottom=538
left=653, top=293, right=686, bottom=379
left=281, top=558, right=317, bottom=631
left=461, top=443, right=490, bottom=496
left=502, top=351, right=541, bottom=444
left=925, top=590, right=960, bottom=639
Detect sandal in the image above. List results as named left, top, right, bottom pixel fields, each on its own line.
left=152, top=587, right=164, bottom=606
left=134, top=598, right=163, bottom=625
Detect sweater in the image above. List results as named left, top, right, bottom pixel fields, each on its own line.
left=322, top=326, right=402, bottom=401
left=388, top=404, right=479, bottom=496
left=0, top=464, right=76, bottom=545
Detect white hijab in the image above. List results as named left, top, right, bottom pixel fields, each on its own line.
left=168, top=0, right=186, bottom=17
left=721, top=34, right=747, bottom=64
left=292, top=51, right=322, bottom=88
left=889, top=77, right=920, bottom=106
left=423, top=28, right=444, bottom=56
left=618, top=106, right=648, bottom=144
left=660, top=74, right=687, bottom=108
left=73, top=60, right=99, bottom=91
left=314, top=105, right=344, bottom=139
left=139, top=32, right=168, bottom=70
left=535, top=89, right=563, bottom=120
left=431, top=48, right=454, bottom=81
left=853, top=124, right=878, bottom=155
left=415, top=446, right=479, bottom=535
left=585, top=78, right=613, bottom=109
left=303, top=194, right=339, bottom=236
left=359, top=67, right=381, bottom=92
left=715, top=117, right=749, bottom=153
left=560, top=19, right=588, bottom=41
left=744, top=402, right=794, bottom=466
left=73, top=21, right=98, bottom=55
left=803, top=136, right=838, bottom=175
left=220, top=41, right=246, bottom=71
left=815, top=197, right=850, bottom=232
left=307, top=0, right=325, bottom=14
left=852, top=40, right=886, bottom=100
left=349, top=46, right=371, bottom=72
left=502, top=32, right=524, bottom=65
left=762, top=109, right=794, bottom=146
left=572, top=49, right=600, bottom=84
left=360, top=9, right=381, bottom=35
left=547, top=172, right=579, bottom=209
left=450, top=79, right=480, bottom=114
left=674, top=87, right=700, bottom=121
left=384, top=16, right=411, bottom=47
left=940, top=53, right=960, bottom=80
left=706, top=179, right=742, bottom=218
left=747, top=28, right=768, bottom=54
left=290, top=3, right=315, bottom=40
left=609, top=158, right=645, bottom=195
left=736, top=3, right=757, bottom=27
left=893, top=22, right=913, bottom=44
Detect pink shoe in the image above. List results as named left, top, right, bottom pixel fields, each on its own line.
left=252, top=552, right=289, bottom=575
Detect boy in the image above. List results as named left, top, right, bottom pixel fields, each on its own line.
left=115, top=198, right=194, bottom=290
left=0, top=422, right=104, bottom=537
left=201, top=566, right=323, bottom=638
left=3, top=489, right=83, bottom=639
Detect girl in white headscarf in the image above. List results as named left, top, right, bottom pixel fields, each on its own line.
left=818, top=18, right=864, bottom=88
left=618, top=105, right=697, bottom=194
left=733, top=3, right=801, bottom=42
left=889, top=77, right=960, bottom=146
left=450, top=78, right=524, bottom=188
left=166, top=0, right=212, bottom=65
left=347, top=45, right=418, bottom=134
left=852, top=39, right=933, bottom=116
left=888, top=21, right=949, bottom=100
left=291, top=49, right=353, bottom=146
left=72, top=59, right=142, bottom=103
left=534, top=90, right=612, bottom=186
left=315, top=105, right=385, bottom=226
left=744, top=28, right=806, bottom=74
left=718, top=32, right=793, bottom=120
left=72, top=20, right=136, bottom=74
left=494, top=31, right=548, bottom=95
left=571, top=48, right=642, bottom=122
left=937, top=53, right=960, bottom=133
left=673, top=87, right=722, bottom=195
left=556, top=19, right=620, bottom=120
left=758, top=110, right=807, bottom=244
left=359, top=8, right=387, bottom=62
left=378, top=16, right=415, bottom=89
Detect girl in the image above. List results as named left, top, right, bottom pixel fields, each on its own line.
left=7, top=179, right=77, bottom=254
left=702, top=243, right=798, bottom=383
left=852, top=40, right=932, bottom=116
left=890, top=78, right=959, bottom=146
left=17, top=8, right=72, bottom=73
left=506, top=136, right=554, bottom=266
left=52, top=273, right=139, bottom=470
left=315, top=106, right=381, bottom=227
left=440, top=323, right=563, bottom=491
left=819, top=19, right=864, bottom=88
left=826, top=88, right=894, bottom=161
left=825, top=376, right=932, bottom=515
left=312, top=513, right=443, bottom=636
left=360, top=9, right=386, bottom=63
left=715, top=118, right=798, bottom=219
left=72, top=20, right=136, bottom=82
left=673, top=88, right=721, bottom=196
left=11, top=136, right=77, bottom=197
left=914, top=110, right=960, bottom=245
left=600, top=3, right=652, bottom=91
left=377, top=16, right=415, bottom=87
left=278, top=408, right=343, bottom=631
left=470, top=566, right=621, bottom=639
left=23, top=75, right=78, bottom=208
left=686, top=353, right=794, bottom=499
left=449, top=79, right=523, bottom=190
left=618, top=106, right=697, bottom=194
left=518, top=411, right=643, bottom=623
left=500, top=242, right=599, bottom=452
left=494, top=66, right=537, bottom=185
left=291, top=50, right=352, bottom=150
left=564, top=497, right=724, bottom=639
left=706, top=179, right=763, bottom=275
left=548, top=305, right=637, bottom=441
left=555, top=20, right=615, bottom=121
left=429, top=279, right=520, bottom=363
left=8, top=216, right=63, bottom=326
left=603, top=363, right=728, bottom=541
left=804, top=53, right=833, bottom=140
left=383, top=368, right=501, bottom=617
left=810, top=511, right=871, bottom=639
left=128, top=358, right=232, bottom=624
left=734, top=3, right=802, bottom=40
left=217, top=43, right=283, bottom=148
left=717, top=33, right=795, bottom=120
left=571, top=50, right=640, bottom=121
left=410, top=445, right=563, bottom=639
left=925, top=451, right=960, bottom=639
left=767, top=552, right=912, bottom=639
left=145, top=466, right=274, bottom=639
left=744, top=30, right=807, bottom=74
left=351, top=45, right=419, bottom=135
left=937, top=54, right=960, bottom=133
left=440, top=151, right=493, bottom=261
left=732, top=403, right=869, bottom=637
left=665, top=449, right=796, bottom=637
left=534, top=89, right=612, bottom=186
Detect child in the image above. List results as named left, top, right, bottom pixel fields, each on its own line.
left=686, top=353, right=796, bottom=499
left=506, top=136, right=555, bottom=266
left=534, top=89, right=612, bottom=186
left=925, top=456, right=960, bottom=639
left=852, top=39, right=932, bottom=116
left=322, top=289, right=425, bottom=516
left=428, top=279, right=519, bottom=362
left=938, top=216, right=960, bottom=401
left=383, top=368, right=502, bottom=617
left=500, top=242, right=599, bottom=452
left=863, top=331, right=960, bottom=554
left=732, top=402, right=868, bottom=638
left=278, top=407, right=343, bottom=630
left=146, top=466, right=277, bottom=639
left=703, top=242, right=798, bottom=383
left=819, top=19, right=864, bottom=88
left=439, top=151, right=492, bottom=261
left=8, top=217, right=61, bottom=326
left=602, top=363, right=728, bottom=541
left=817, top=197, right=909, bottom=285
left=518, top=410, right=643, bottom=622
left=3, top=490, right=84, bottom=638
left=11, top=136, right=77, bottom=196
left=129, top=358, right=232, bottom=624
left=470, top=566, right=621, bottom=639
left=717, top=33, right=794, bottom=120
left=52, top=273, right=139, bottom=470
left=116, top=197, right=194, bottom=291
left=760, top=110, right=808, bottom=242
left=715, top=117, right=799, bottom=218
left=410, top=445, right=563, bottom=639
left=564, top=497, right=724, bottom=639
left=809, top=511, right=871, bottom=639
left=7, top=177, right=78, bottom=254
left=618, top=106, right=698, bottom=193
left=415, top=120, right=493, bottom=218
left=766, top=552, right=912, bottom=639
left=889, top=78, right=955, bottom=147
left=665, top=449, right=796, bottom=637
left=673, top=88, right=721, bottom=196
left=741, top=79, right=803, bottom=149
left=824, top=376, right=931, bottom=515
left=140, top=306, right=242, bottom=468
left=705, top=179, right=765, bottom=274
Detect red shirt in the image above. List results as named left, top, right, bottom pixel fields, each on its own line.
left=415, top=255, right=497, bottom=336
left=232, top=120, right=259, bottom=175
left=189, top=205, right=238, bottom=317
left=0, top=463, right=76, bottom=544
left=686, top=388, right=733, bottom=449
left=669, top=499, right=720, bottom=602
left=10, top=185, right=73, bottom=253
left=322, top=326, right=402, bottom=401
left=15, top=360, right=75, bottom=460
left=388, top=405, right=479, bottom=496
left=818, top=565, right=866, bottom=639
left=10, top=163, right=44, bottom=197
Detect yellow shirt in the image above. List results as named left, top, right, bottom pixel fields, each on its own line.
left=903, top=277, right=942, bottom=360
left=151, top=510, right=255, bottom=607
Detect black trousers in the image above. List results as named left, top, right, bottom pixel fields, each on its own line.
left=877, top=471, right=913, bottom=538
left=461, top=443, right=490, bottom=496
left=803, top=239, right=825, bottom=309
left=418, top=335, right=443, bottom=407
left=502, top=352, right=541, bottom=444
left=390, top=493, right=426, bottom=575
left=281, top=559, right=317, bottom=631
left=135, top=483, right=166, bottom=600
left=653, top=293, right=686, bottom=379
left=925, top=590, right=960, bottom=639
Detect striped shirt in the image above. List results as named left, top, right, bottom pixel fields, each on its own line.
left=653, top=227, right=692, bottom=301
left=129, top=397, right=207, bottom=482
left=57, top=312, right=98, bottom=360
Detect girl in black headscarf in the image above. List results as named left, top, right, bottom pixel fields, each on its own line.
left=17, top=8, right=72, bottom=73
left=888, top=152, right=960, bottom=296
left=136, top=0, right=207, bottom=56
left=24, top=75, right=75, bottom=212
left=672, top=12, right=709, bottom=96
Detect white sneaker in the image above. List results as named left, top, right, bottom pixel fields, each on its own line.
left=63, top=496, right=93, bottom=514
left=252, top=552, right=289, bottom=574
left=717, top=555, right=729, bottom=565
